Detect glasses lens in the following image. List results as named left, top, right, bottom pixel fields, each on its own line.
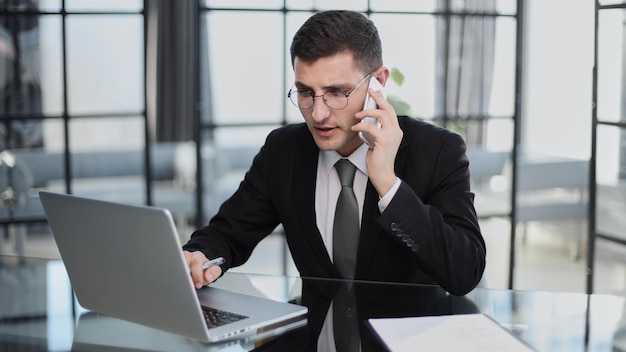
left=323, top=91, right=348, bottom=110
left=289, top=90, right=313, bottom=109
left=287, top=89, right=351, bottom=110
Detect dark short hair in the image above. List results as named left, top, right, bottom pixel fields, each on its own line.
left=289, top=10, right=382, bottom=74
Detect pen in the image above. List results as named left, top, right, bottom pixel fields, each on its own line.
left=202, top=257, right=225, bottom=270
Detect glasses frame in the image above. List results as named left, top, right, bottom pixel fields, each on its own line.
left=287, top=73, right=373, bottom=110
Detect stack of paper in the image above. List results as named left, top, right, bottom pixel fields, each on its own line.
left=367, top=313, right=534, bottom=351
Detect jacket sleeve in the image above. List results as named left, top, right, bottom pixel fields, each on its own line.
left=377, top=130, right=486, bottom=296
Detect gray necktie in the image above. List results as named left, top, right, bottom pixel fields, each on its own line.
left=333, top=159, right=359, bottom=280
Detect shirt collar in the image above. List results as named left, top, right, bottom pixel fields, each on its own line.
left=320, top=143, right=369, bottom=176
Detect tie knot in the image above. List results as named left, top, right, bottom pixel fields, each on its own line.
left=335, top=159, right=356, bottom=188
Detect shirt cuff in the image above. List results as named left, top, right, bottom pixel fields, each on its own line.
left=378, top=177, right=401, bottom=213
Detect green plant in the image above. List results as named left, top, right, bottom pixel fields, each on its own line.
left=386, top=67, right=411, bottom=116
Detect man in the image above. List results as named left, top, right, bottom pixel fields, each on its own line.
left=183, top=10, right=485, bottom=297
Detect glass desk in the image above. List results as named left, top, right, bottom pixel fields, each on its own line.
left=0, top=255, right=625, bottom=351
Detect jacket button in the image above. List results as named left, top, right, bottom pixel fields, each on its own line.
left=390, top=222, right=399, bottom=231
left=411, top=244, right=419, bottom=252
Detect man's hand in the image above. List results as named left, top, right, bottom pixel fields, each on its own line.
left=183, top=250, right=222, bottom=289
left=352, top=88, right=403, bottom=196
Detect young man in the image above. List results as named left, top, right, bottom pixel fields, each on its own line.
left=183, top=10, right=485, bottom=296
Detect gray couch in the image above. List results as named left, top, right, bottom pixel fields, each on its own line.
left=0, top=143, right=260, bottom=256
left=468, top=149, right=589, bottom=259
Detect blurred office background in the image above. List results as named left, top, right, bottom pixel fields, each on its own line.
left=0, top=0, right=625, bottom=295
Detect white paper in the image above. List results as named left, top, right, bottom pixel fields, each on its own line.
left=368, top=313, right=534, bottom=352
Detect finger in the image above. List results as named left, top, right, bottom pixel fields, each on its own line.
left=361, top=90, right=395, bottom=124
left=183, top=250, right=193, bottom=266
left=368, top=88, right=388, bottom=108
left=204, top=265, right=222, bottom=285
left=353, top=123, right=379, bottom=140
left=355, top=107, right=382, bottom=124
left=188, top=251, right=207, bottom=289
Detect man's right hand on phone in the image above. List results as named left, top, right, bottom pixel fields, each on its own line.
left=353, top=86, right=403, bottom=198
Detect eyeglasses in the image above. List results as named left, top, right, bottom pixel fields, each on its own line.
left=287, top=73, right=372, bottom=110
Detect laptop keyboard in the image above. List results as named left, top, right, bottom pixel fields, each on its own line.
left=201, top=306, right=249, bottom=329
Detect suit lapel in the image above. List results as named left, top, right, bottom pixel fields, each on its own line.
left=293, top=135, right=338, bottom=276
left=355, top=181, right=382, bottom=279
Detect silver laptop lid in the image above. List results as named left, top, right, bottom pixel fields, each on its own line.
left=40, top=191, right=212, bottom=342
left=39, top=191, right=307, bottom=343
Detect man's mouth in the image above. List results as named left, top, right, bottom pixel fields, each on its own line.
left=316, top=126, right=336, bottom=137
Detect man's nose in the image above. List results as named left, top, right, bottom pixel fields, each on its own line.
left=311, top=96, right=331, bottom=122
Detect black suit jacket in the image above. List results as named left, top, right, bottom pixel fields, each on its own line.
left=184, top=116, right=486, bottom=295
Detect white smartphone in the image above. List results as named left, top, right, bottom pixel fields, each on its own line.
left=358, top=77, right=386, bottom=147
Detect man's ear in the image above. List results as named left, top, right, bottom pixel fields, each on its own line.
left=373, top=67, right=390, bottom=87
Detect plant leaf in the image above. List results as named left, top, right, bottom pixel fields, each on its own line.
left=390, top=68, right=405, bottom=86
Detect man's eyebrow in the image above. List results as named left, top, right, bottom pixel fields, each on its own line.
left=294, top=82, right=312, bottom=89
left=294, top=81, right=352, bottom=90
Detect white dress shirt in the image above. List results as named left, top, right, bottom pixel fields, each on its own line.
left=314, top=143, right=401, bottom=260
left=315, top=144, right=400, bottom=352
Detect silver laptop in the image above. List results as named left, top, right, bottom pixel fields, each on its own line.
left=39, top=191, right=307, bottom=343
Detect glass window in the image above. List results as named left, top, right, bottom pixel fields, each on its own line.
left=42, top=118, right=65, bottom=150
left=205, top=11, right=284, bottom=124
left=68, top=116, right=145, bottom=151
left=598, top=0, right=626, bottom=6
left=39, top=0, right=62, bottom=12
left=596, top=125, right=622, bottom=185
left=496, top=0, right=518, bottom=15
left=597, top=9, right=624, bottom=123
left=485, top=118, right=514, bottom=151
left=284, top=12, right=314, bottom=124
left=308, top=0, right=367, bottom=11
left=206, top=0, right=283, bottom=9
left=371, top=0, right=437, bottom=12
left=523, top=0, right=594, bottom=159
left=39, top=16, right=64, bottom=116
left=373, top=13, right=437, bottom=119
left=66, top=15, right=144, bottom=115
left=285, top=0, right=367, bottom=11
left=595, top=125, right=626, bottom=290
left=489, top=17, right=516, bottom=117
left=65, top=0, right=142, bottom=12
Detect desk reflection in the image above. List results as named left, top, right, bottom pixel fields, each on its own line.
left=267, top=278, right=480, bottom=351
left=69, top=277, right=476, bottom=351
left=1, top=258, right=626, bottom=351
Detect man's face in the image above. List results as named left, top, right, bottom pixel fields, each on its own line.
left=293, top=52, right=368, bottom=157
